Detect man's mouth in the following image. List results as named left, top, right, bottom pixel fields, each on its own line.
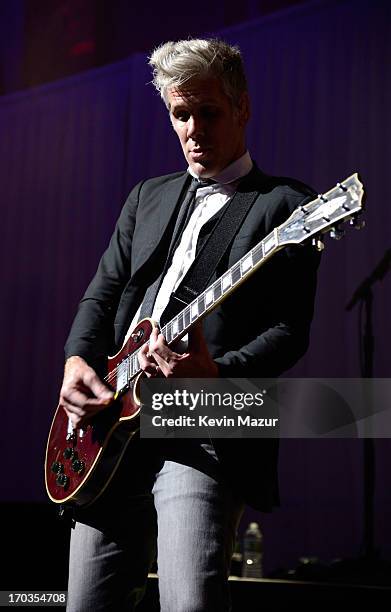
left=189, top=148, right=211, bottom=160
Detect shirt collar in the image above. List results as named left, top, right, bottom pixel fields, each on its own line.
left=187, top=151, right=253, bottom=185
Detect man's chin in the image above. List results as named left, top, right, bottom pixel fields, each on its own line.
left=188, top=159, right=218, bottom=179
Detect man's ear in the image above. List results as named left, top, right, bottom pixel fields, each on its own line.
left=237, top=91, right=251, bottom=125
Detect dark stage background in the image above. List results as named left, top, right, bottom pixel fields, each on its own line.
left=0, top=0, right=390, bottom=582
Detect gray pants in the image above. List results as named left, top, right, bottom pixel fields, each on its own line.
left=66, top=443, right=244, bottom=612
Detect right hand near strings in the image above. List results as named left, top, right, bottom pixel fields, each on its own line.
left=59, top=356, right=114, bottom=429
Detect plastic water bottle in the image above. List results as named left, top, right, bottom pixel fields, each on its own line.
left=242, top=522, right=263, bottom=578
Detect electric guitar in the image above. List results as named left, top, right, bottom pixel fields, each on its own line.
left=45, top=173, right=365, bottom=507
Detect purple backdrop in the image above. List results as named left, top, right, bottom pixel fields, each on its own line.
left=1, top=0, right=390, bottom=573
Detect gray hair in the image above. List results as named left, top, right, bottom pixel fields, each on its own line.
left=148, top=38, right=248, bottom=107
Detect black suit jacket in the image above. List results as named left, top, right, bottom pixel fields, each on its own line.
left=65, top=164, right=320, bottom=510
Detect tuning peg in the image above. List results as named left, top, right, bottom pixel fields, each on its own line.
left=337, top=182, right=348, bottom=192
left=329, top=227, right=345, bottom=240
left=349, top=217, right=365, bottom=230
left=312, top=237, right=325, bottom=252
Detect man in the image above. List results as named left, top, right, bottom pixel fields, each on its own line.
left=61, top=38, right=320, bottom=611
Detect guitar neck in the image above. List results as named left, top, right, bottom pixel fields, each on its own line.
left=108, top=173, right=365, bottom=395
left=127, top=228, right=281, bottom=380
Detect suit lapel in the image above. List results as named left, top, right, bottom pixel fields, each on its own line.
left=131, top=172, right=190, bottom=277
left=158, top=172, right=191, bottom=242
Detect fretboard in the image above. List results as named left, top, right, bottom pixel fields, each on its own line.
left=115, top=227, right=281, bottom=392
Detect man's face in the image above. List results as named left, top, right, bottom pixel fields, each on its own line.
left=167, top=77, right=250, bottom=178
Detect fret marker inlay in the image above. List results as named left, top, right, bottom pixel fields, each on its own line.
left=263, top=235, right=275, bottom=254
left=222, top=274, right=231, bottom=291
left=241, top=254, right=252, bottom=272
left=191, top=302, right=198, bottom=319
left=205, top=289, right=214, bottom=305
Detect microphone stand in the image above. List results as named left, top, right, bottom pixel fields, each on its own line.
left=346, top=248, right=391, bottom=559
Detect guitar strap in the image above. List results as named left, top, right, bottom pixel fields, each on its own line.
left=160, top=172, right=259, bottom=326
left=139, top=176, right=206, bottom=321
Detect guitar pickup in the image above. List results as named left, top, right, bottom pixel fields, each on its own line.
left=116, top=359, right=128, bottom=393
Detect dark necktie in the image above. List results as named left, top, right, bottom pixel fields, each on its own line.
left=138, top=177, right=214, bottom=320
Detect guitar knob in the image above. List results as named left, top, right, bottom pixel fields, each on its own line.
left=71, top=459, right=85, bottom=474
left=63, top=447, right=74, bottom=460
left=337, top=182, right=348, bottom=192
left=51, top=462, right=64, bottom=474
left=55, top=473, right=69, bottom=488
left=131, top=328, right=145, bottom=343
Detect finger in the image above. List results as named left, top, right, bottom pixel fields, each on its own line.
left=138, top=347, right=151, bottom=367
left=153, top=351, right=189, bottom=377
left=82, top=369, right=113, bottom=401
left=144, top=327, right=158, bottom=347
left=63, top=406, right=81, bottom=428
left=61, top=387, right=92, bottom=408
left=63, top=401, right=104, bottom=429
left=140, top=342, right=151, bottom=357
left=146, top=365, right=161, bottom=377
left=148, top=327, right=167, bottom=349
left=138, top=348, right=162, bottom=376
left=151, top=352, right=170, bottom=376
left=62, top=383, right=112, bottom=408
left=150, top=334, right=178, bottom=364
left=63, top=407, right=89, bottom=430
left=61, top=402, right=86, bottom=419
left=139, top=341, right=158, bottom=363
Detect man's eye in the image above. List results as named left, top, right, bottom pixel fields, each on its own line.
left=175, top=112, right=190, bottom=122
left=201, top=108, right=218, bottom=119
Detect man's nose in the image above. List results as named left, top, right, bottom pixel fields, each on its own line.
left=187, top=115, right=205, bottom=139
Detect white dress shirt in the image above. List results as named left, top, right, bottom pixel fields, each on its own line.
left=124, top=151, right=253, bottom=344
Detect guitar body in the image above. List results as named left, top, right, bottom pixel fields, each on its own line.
left=45, top=319, right=155, bottom=506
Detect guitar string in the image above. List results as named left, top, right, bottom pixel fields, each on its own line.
left=102, top=192, right=357, bottom=388
left=106, top=203, right=354, bottom=389
left=96, top=190, right=359, bottom=390
left=101, top=252, right=262, bottom=389
left=67, top=188, right=358, bottom=406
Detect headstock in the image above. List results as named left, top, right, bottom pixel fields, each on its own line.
left=278, top=173, right=365, bottom=250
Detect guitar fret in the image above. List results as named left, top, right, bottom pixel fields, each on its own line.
left=263, top=233, right=276, bottom=254
left=213, top=281, right=222, bottom=301
left=221, top=272, right=231, bottom=292
left=184, top=307, right=191, bottom=327
left=252, top=244, right=263, bottom=264
left=240, top=252, right=253, bottom=274
left=178, top=312, right=184, bottom=333
left=166, top=323, right=172, bottom=344
left=205, top=287, right=214, bottom=307
left=172, top=317, right=179, bottom=336
left=198, top=294, right=206, bottom=314
left=190, top=301, right=199, bottom=319
left=231, top=263, right=241, bottom=284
